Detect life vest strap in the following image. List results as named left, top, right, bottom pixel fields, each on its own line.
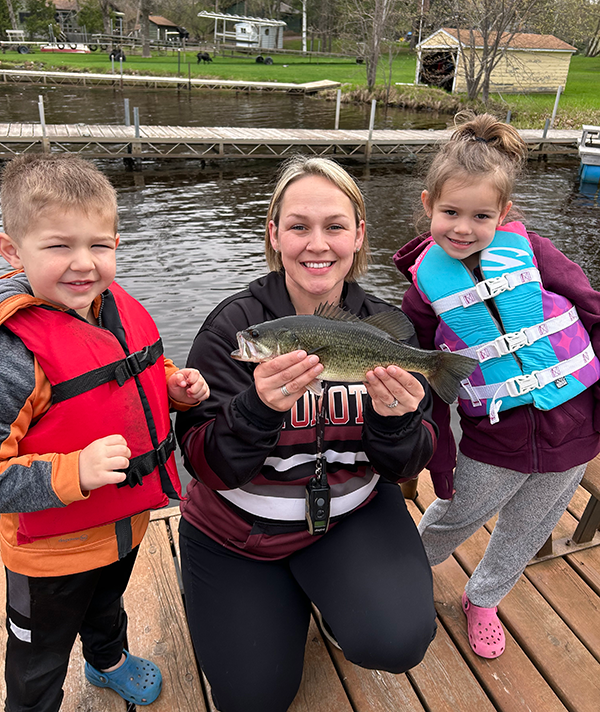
left=459, top=343, right=596, bottom=423
left=453, top=307, right=579, bottom=363
left=51, top=338, right=163, bottom=404
left=118, top=429, right=176, bottom=488
left=430, top=268, right=541, bottom=316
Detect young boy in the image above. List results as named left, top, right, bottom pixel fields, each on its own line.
left=0, top=154, right=209, bottom=711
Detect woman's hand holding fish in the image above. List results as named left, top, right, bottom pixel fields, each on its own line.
left=365, top=366, right=425, bottom=417
left=254, top=350, right=324, bottom=412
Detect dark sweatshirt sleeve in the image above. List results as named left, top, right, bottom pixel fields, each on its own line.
left=361, top=370, right=437, bottom=483
left=175, top=324, right=286, bottom=491
left=529, top=231, right=600, bottom=431
left=401, top=285, right=457, bottom=498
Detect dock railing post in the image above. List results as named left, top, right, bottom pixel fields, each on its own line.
left=133, top=106, right=140, bottom=139
left=124, top=98, right=130, bottom=126
left=38, top=94, right=50, bottom=154
left=111, top=55, right=114, bottom=74
left=365, top=99, right=376, bottom=163
left=550, top=85, right=563, bottom=130
left=542, top=117, right=550, bottom=139
left=334, top=88, right=341, bottom=130
left=131, top=106, right=142, bottom=170
left=188, top=62, right=191, bottom=91
left=505, top=110, right=511, bottom=124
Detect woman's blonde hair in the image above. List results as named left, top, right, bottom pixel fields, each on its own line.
left=265, top=156, right=370, bottom=281
left=1, top=154, right=118, bottom=240
left=421, top=112, right=527, bottom=224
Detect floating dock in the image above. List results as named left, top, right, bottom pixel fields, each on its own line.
left=0, top=68, right=340, bottom=94
left=0, top=124, right=581, bottom=162
left=1, top=473, right=598, bottom=711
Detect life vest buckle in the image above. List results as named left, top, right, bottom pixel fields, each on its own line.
left=493, top=329, right=530, bottom=357
left=475, top=275, right=509, bottom=301
left=505, top=371, right=540, bottom=397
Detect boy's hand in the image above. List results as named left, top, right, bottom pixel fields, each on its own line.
left=168, top=368, right=210, bottom=405
left=79, top=435, right=130, bottom=492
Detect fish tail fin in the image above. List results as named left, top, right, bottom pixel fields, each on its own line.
left=428, top=352, right=478, bottom=404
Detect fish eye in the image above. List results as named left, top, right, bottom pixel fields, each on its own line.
left=249, top=328, right=260, bottom=339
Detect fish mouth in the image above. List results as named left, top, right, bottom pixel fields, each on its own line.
left=231, top=332, right=273, bottom=362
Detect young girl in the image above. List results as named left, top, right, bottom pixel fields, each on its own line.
left=394, top=113, right=600, bottom=659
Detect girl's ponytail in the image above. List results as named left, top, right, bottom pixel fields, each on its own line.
left=451, top=112, right=527, bottom=167
left=420, top=112, right=526, bottom=224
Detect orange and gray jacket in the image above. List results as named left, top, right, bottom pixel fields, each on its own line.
left=0, top=271, right=182, bottom=577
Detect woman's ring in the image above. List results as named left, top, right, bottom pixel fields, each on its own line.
left=387, top=398, right=399, bottom=409
left=281, top=384, right=291, bottom=397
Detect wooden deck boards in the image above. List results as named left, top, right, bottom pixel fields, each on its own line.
left=1, top=477, right=598, bottom=711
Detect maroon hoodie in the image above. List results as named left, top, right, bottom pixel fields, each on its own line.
left=394, top=229, right=600, bottom=499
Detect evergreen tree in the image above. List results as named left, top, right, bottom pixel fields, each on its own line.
left=24, top=0, right=57, bottom=40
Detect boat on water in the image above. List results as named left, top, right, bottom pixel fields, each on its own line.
left=579, top=125, right=600, bottom=184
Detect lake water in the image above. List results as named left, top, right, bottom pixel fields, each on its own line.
left=1, top=85, right=598, bottom=367
left=1, top=83, right=600, bottom=485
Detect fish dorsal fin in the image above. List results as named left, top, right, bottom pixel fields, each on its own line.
left=313, top=303, right=361, bottom=323
left=361, top=311, right=415, bottom=342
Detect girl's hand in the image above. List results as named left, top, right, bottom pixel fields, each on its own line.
left=168, top=368, right=210, bottom=404
left=365, top=366, right=425, bottom=417
left=254, top=350, right=323, bottom=412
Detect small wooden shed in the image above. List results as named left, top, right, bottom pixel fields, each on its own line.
left=416, top=28, right=576, bottom=93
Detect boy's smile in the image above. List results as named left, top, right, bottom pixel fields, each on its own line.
left=422, top=178, right=512, bottom=268
left=0, top=207, right=119, bottom=323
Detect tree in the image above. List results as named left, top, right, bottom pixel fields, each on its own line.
left=444, top=0, right=546, bottom=102
left=342, top=0, right=403, bottom=90
left=139, top=0, right=152, bottom=57
left=78, top=0, right=105, bottom=34
left=1, top=0, right=18, bottom=32
left=23, top=0, right=57, bottom=40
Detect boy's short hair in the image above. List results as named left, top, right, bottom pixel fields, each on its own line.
left=0, top=154, right=118, bottom=240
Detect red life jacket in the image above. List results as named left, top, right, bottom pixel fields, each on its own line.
left=4, top=282, right=181, bottom=545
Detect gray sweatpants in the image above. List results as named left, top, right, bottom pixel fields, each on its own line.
left=418, top=452, right=586, bottom=608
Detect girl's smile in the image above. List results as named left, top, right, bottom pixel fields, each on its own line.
left=422, top=177, right=512, bottom=268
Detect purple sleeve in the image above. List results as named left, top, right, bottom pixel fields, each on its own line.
left=529, top=230, right=600, bottom=430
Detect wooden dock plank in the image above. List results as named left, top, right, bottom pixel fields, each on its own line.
left=566, top=545, right=600, bottom=596
left=525, top=556, right=600, bottom=661
left=410, top=486, right=569, bottom=712
left=417, top=475, right=600, bottom=712
left=123, top=518, right=206, bottom=712
left=328, top=643, right=426, bottom=712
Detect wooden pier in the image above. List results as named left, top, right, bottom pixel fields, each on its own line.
left=0, top=124, right=581, bottom=162
left=0, top=68, right=340, bottom=94
left=1, top=472, right=599, bottom=712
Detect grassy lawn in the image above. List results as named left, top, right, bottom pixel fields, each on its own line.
left=1, top=45, right=598, bottom=127
left=0, top=46, right=415, bottom=86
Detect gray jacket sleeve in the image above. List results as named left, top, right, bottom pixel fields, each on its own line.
left=0, top=327, right=65, bottom=513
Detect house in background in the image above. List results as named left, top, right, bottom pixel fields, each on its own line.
left=197, top=10, right=285, bottom=50
left=416, top=28, right=577, bottom=93
left=147, top=15, right=183, bottom=43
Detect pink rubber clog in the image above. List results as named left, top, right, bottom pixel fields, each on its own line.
left=462, top=592, right=506, bottom=658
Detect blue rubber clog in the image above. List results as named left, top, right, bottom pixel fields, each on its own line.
left=84, top=650, right=162, bottom=705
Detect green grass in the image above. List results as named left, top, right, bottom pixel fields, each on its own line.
left=0, top=46, right=415, bottom=86
left=2, top=46, right=599, bottom=127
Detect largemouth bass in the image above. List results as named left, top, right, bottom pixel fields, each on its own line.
left=231, top=303, right=477, bottom=404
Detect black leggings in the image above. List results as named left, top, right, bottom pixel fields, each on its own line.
left=180, top=482, right=437, bottom=712
left=4, top=548, right=137, bottom=712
